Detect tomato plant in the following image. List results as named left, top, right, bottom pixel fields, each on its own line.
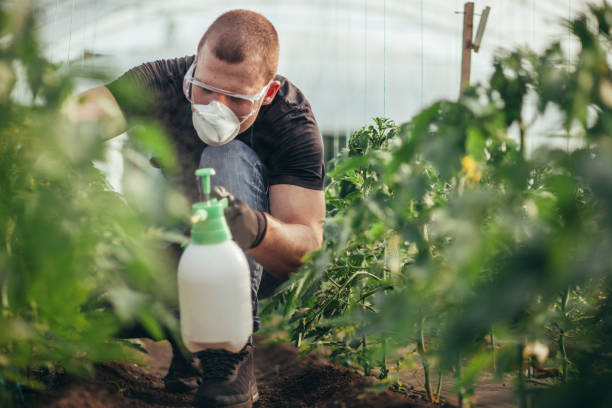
left=263, top=3, right=612, bottom=407
left=0, top=4, right=188, bottom=405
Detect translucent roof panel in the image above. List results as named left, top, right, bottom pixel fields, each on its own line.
left=35, top=0, right=591, bottom=134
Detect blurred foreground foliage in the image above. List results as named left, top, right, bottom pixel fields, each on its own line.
left=263, top=3, right=612, bottom=406
left=0, top=3, right=188, bottom=404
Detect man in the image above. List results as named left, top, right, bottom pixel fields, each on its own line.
left=66, top=10, right=325, bottom=408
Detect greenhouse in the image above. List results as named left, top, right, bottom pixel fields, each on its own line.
left=2, top=0, right=612, bottom=407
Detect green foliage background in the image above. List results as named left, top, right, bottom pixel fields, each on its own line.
left=3, top=2, right=612, bottom=407
left=263, top=3, right=612, bottom=406
left=0, top=3, right=188, bottom=404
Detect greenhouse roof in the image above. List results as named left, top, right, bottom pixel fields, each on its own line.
left=34, top=0, right=591, bottom=134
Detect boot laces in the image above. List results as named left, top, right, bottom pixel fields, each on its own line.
left=197, top=348, right=249, bottom=380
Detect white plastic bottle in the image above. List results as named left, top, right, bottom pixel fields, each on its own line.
left=177, top=168, right=252, bottom=353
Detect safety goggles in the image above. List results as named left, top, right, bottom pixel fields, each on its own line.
left=183, top=62, right=270, bottom=120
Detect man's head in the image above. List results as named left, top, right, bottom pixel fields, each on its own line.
left=190, top=10, right=281, bottom=134
left=198, top=10, right=279, bottom=85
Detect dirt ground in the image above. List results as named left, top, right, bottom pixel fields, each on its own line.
left=21, top=337, right=519, bottom=407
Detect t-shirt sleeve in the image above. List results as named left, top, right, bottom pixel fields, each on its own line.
left=260, top=80, right=325, bottom=190
left=270, top=113, right=325, bottom=190
left=105, top=56, right=193, bottom=120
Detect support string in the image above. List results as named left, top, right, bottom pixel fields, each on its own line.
left=53, top=0, right=59, bottom=62
left=420, top=0, right=424, bottom=107
left=67, top=0, right=76, bottom=67
left=383, top=0, right=387, bottom=117
left=92, top=0, right=99, bottom=73
left=364, top=0, right=368, bottom=122
left=82, top=0, right=87, bottom=68
left=567, top=0, right=572, bottom=152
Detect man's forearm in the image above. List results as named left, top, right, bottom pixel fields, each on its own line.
left=62, top=86, right=127, bottom=140
left=247, top=213, right=322, bottom=279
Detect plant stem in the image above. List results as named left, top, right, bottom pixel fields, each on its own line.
left=358, top=282, right=370, bottom=376
left=560, top=332, right=568, bottom=383
left=490, top=328, right=497, bottom=372
left=380, top=337, right=389, bottom=379
left=434, top=367, right=443, bottom=405
left=518, top=342, right=526, bottom=408
left=417, top=316, right=433, bottom=401
left=297, top=324, right=303, bottom=348
left=362, top=335, right=370, bottom=376
left=559, top=287, right=570, bottom=383
left=457, top=353, right=463, bottom=408
left=519, top=124, right=525, bottom=157
left=344, top=338, right=349, bottom=366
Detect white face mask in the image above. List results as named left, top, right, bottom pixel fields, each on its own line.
left=192, top=100, right=245, bottom=146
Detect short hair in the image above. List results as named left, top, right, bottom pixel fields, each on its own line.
left=197, top=10, right=279, bottom=84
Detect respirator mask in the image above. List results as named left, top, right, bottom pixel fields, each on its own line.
left=183, top=62, right=271, bottom=146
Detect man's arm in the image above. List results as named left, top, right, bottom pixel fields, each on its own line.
left=61, top=86, right=127, bottom=139
left=248, top=184, right=325, bottom=279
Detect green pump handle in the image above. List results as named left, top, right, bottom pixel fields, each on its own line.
left=195, top=168, right=215, bottom=203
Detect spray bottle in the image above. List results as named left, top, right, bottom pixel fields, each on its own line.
left=177, top=168, right=252, bottom=353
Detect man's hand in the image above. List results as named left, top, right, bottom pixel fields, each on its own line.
left=210, top=186, right=267, bottom=250
left=212, top=184, right=324, bottom=279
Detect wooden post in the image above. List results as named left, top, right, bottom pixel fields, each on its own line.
left=460, top=2, right=474, bottom=93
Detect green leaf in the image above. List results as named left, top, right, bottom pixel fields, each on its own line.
left=465, top=127, right=487, bottom=161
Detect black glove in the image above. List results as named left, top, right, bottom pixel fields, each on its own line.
left=210, top=186, right=267, bottom=250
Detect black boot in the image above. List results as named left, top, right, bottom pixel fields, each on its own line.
left=193, top=344, right=258, bottom=407
left=163, top=337, right=202, bottom=392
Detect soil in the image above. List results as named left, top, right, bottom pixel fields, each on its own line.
left=20, top=336, right=522, bottom=408
left=20, top=337, right=443, bottom=408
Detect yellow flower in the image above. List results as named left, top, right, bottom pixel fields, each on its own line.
left=461, top=155, right=482, bottom=182
left=599, top=79, right=612, bottom=108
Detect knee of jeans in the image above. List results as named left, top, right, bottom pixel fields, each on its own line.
left=198, top=140, right=268, bottom=211
left=199, top=140, right=259, bottom=174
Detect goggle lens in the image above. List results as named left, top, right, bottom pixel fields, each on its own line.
left=183, top=63, right=270, bottom=120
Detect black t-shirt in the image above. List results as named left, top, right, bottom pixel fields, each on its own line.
left=106, top=55, right=325, bottom=203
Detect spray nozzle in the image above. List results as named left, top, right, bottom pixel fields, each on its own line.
left=190, top=208, right=208, bottom=224
left=196, top=168, right=215, bottom=203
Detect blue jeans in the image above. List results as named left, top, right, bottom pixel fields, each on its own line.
left=199, top=140, right=285, bottom=332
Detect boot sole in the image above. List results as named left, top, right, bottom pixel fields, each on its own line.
left=193, top=382, right=258, bottom=408
left=228, top=383, right=259, bottom=408
left=226, top=392, right=258, bottom=408
left=164, top=378, right=198, bottom=393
